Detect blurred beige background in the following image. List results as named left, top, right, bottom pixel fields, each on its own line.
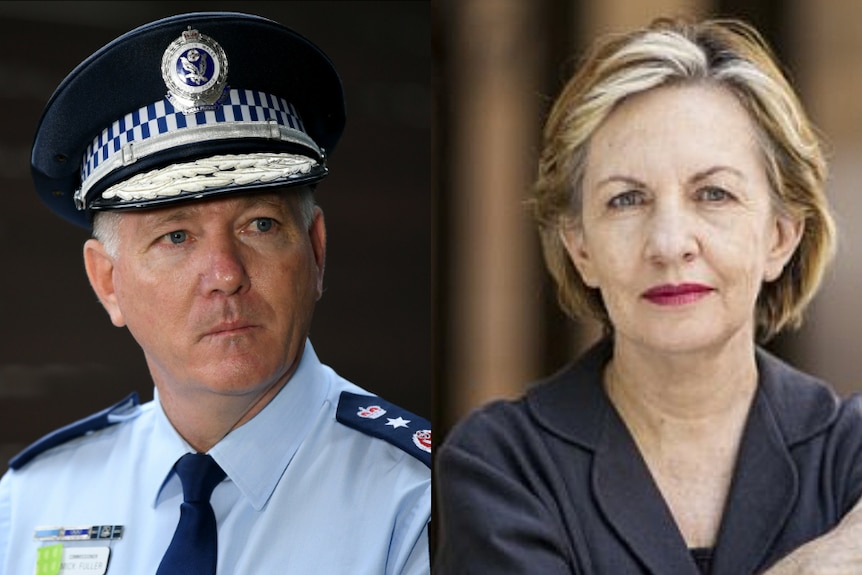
left=434, top=0, right=862, bottom=438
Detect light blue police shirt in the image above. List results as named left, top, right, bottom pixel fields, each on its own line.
left=0, top=340, right=431, bottom=574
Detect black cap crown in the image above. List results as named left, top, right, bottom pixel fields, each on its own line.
left=31, top=12, right=345, bottom=229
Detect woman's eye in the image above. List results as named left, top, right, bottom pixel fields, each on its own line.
left=697, top=186, right=731, bottom=202
left=166, top=230, right=187, bottom=244
left=253, top=217, right=275, bottom=232
left=608, top=190, right=644, bottom=209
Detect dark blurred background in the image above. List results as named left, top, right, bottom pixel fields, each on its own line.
left=0, top=1, right=430, bottom=472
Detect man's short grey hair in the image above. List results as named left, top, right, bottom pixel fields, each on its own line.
left=92, top=186, right=317, bottom=258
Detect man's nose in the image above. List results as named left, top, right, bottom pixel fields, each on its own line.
left=198, top=234, right=250, bottom=296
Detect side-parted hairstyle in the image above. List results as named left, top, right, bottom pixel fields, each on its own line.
left=529, top=17, right=836, bottom=342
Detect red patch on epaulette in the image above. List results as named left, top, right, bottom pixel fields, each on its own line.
left=412, top=430, right=432, bottom=453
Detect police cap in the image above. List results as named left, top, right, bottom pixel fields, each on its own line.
left=31, top=11, right=345, bottom=229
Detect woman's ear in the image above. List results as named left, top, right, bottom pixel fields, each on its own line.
left=559, top=222, right=600, bottom=288
left=764, top=213, right=804, bottom=282
left=83, top=239, right=126, bottom=327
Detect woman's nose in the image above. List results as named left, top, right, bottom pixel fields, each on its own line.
left=643, top=199, right=700, bottom=264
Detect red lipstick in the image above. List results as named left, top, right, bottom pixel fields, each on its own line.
left=642, top=283, right=714, bottom=306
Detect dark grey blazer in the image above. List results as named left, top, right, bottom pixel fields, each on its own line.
left=434, top=339, right=862, bottom=574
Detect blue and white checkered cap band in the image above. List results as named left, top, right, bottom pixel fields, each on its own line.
left=77, top=88, right=322, bottom=207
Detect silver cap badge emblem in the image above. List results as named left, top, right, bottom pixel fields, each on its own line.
left=161, top=27, right=229, bottom=113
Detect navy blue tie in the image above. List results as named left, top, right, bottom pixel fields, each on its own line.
left=157, top=453, right=226, bottom=575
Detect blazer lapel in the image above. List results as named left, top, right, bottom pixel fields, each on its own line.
left=710, top=388, right=798, bottom=575
left=593, top=407, right=701, bottom=575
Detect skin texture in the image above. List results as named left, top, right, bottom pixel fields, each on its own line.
left=563, top=83, right=801, bottom=359
left=764, top=498, right=862, bottom=574
left=559, top=83, right=803, bottom=548
left=83, top=190, right=326, bottom=452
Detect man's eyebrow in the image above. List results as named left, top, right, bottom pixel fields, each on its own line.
left=140, top=194, right=290, bottom=227
left=142, top=206, right=199, bottom=228
left=244, top=195, right=290, bottom=211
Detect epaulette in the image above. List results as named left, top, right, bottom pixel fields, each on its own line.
left=9, top=393, right=141, bottom=470
left=336, top=391, right=431, bottom=468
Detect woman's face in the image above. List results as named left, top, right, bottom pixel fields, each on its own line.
left=562, top=83, right=801, bottom=355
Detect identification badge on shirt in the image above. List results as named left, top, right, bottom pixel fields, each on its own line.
left=36, top=544, right=110, bottom=575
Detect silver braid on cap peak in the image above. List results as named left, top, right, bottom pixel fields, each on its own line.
left=100, top=152, right=319, bottom=202
left=74, top=89, right=321, bottom=210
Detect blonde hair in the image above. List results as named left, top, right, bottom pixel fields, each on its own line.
left=530, top=17, right=836, bottom=341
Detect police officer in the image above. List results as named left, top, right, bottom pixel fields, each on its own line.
left=0, top=12, right=430, bottom=574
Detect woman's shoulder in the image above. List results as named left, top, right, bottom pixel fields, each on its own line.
left=756, top=345, right=862, bottom=444
left=439, top=395, right=533, bottom=455
left=442, top=338, right=614, bottom=455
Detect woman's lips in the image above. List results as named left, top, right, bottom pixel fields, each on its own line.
left=642, top=283, right=714, bottom=306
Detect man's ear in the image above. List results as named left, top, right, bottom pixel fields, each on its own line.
left=559, top=223, right=600, bottom=288
left=83, top=239, right=126, bottom=327
left=764, top=213, right=804, bottom=282
left=308, top=206, right=327, bottom=300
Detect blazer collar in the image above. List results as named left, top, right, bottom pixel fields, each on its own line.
left=526, top=338, right=839, bottom=451
left=524, top=337, right=614, bottom=449
left=711, top=345, right=839, bottom=574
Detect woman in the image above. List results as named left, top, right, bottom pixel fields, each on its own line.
left=434, top=17, right=862, bottom=574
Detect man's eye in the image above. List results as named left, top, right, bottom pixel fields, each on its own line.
left=254, top=218, right=275, bottom=232
left=167, top=230, right=187, bottom=244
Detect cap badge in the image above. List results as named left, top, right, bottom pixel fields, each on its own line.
left=161, top=27, right=229, bottom=114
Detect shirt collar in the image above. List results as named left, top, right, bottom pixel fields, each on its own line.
left=151, top=339, right=330, bottom=510
left=209, top=339, right=329, bottom=510
left=149, top=393, right=194, bottom=508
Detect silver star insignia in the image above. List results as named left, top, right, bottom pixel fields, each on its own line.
left=385, top=416, right=411, bottom=429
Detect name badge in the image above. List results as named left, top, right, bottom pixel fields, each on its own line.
left=36, top=545, right=110, bottom=575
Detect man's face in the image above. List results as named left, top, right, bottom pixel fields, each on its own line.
left=84, top=191, right=326, bottom=403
